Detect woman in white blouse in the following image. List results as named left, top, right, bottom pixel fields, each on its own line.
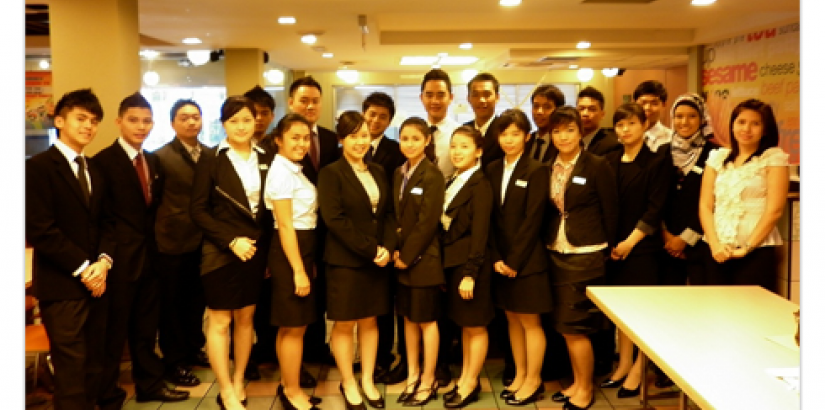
left=263, top=113, right=321, bottom=410
left=699, top=98, right=789, bottom=292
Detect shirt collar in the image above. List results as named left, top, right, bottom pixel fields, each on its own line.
left=118, top=137, right=141, bottom=160
left=504, top=152, right=523, bottom=169
left=54, top=139, right=83, bottom=163
left=216, top=139, right=265, bottom=156
left=453, top=162, right=480, bottom=183
left=402, top=157, right=424, bottom=177
left=312, top=124, right=319, bottom=136
left=370, top=134, right=384, bottom=150
left=274, top=153, right=302, bottom=174
left=475, top=116, right=495, bottom=135
left=178, top=137, right=200, bottom=153
left=553, top=149, right=582, bottom=168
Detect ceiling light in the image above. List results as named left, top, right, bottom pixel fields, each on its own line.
left=182, top=37, right=202, bottom=45
left=139, top=50, right=160, bottom=60
left=322, top=53, right=334, bottom=58
left=459, top=43, right=473, bottom=50
left=143, top=71, right=160, bottom=86
left=577, top=68, right=594, bottom=82
left=400, top=56, right=439, bottom=65
left=500, top=0, right=522, bottom=6
left=264, top=69, right=285, bottom=84
left=186, top=50, right=211, bottom=66
left=439, top=56, right=479, bottom=65
left=278, top=16, right=297, bottom=24
left=461, top=69, right=479, bottom=83
left=602, top=68, right=619, bottom=77
left=577, top=41, right=591, bottom=49
left=301, top=34, right=317, bottom=44
left=569, top=64, right=579, bottom=69
left=38, top=59, right=49, bottom=70
left=337, top=68, right=359, bottom=84
left=691, top=0, right=716, bottom=4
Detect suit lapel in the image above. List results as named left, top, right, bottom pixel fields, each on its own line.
left=399, top=160, right=426, bottom=213
left=49, top=146, right=89, bottom=210
left=372, top=138, right=387, bottom=165
left=216, top=150, right=256, bottom=221
left=339, top=158, right=375, bottom=213
left=112, top=141, right=147, bottom=207
left=446, top=169, right=480, bottom=213
left=488, top=160, right=504, bottom=209
left=171, top=138, right=198, bottom=169
left=503, top=156, right=530, bottom=207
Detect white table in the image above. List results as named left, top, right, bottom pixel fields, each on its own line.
left=586, top=286, right=799, bottom=410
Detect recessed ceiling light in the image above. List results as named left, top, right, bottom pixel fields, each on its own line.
left=500, top=0, right=521, bottom=6
left=301, top=34, right=317, bottom=44
left=577, top=68, right=594, bottom=82
left=459, top=43, right=473, bottom=50
left=577, top=41, right=591, bottom=49
left=322, top=53, right=334, bottom=58
left=569, top=64, right=579, bottom=69
left=400, top=56, right=440, bottom=65
left=139, top=50, right=160, bottom=60
left=278, top=16, right=297, bottom=24
left=602, top=68, right=619, bottom=77
left=39, top=59, right=49, bottom=70
left=182, top=37, right=202, bottom=45
left=691, top=0, right=716, bottom=5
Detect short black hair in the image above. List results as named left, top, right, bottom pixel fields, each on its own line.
left=496, top=108, right=532, bottom=136
left=467, top=72, right=500, bottom=95
left=420, top=69, right=453, bottom=93
left=549, top=106, right=583, bottom=133
left=289, top=76, right=322, bottom=97
left=531, top=85, right=566, bottom=108
left=612, top=103, right=647, bottom=127
left=362, top=92, right=396, bottom=120
left=118, top=91, right=152, bottom=117
left=633, top=80, right=668, bottom=104
left=451, top=125, right=485, bottom=149
left=219, top=96, right=257, bottom=123
left=577, top=86, right=605, bottom=110
left=169, top=99, right=202, bottom=122
left=244, top=85, right=276, bottom=111
left=52, top=88, right=103, bottom=121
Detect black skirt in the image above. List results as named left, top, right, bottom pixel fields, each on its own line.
left=201, top=251, right=266, bottom=310
left=326, top=264, right=391, bottom=321
left=445, top=264, right=494, bottom=327
left=396, top=283, right=443, bottom=323
left=606, top=252, right=661, bottom=286
left=549, top=251, right=606, bottom=335
left=269, top=229, right=318, bottom=327
left=493, top=270, right=553, bottom=314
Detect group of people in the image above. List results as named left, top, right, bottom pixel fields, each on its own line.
left=26, top=69, right=790, bottom=410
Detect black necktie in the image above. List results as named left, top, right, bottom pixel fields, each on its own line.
left=75, top=156, right=90, bottom=206
left=365, top=146, right=374, bottom=163
left=446, top=175, right=456, bottom=189
left=533, top=138, right=546, bottom=161
left=426, top=125, right=438, bottom=162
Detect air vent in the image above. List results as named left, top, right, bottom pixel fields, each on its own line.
left=538, top=56, right=580, bottom=63
left=581, top=0, right=657, bottom=3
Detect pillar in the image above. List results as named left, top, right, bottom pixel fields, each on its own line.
left=687, top=45, right=705, bottom=95
left=224, top=48, right=265, bottom=96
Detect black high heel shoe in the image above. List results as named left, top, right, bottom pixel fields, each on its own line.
left=599, top=375, right=626, bottom=388
left=340, top=383, right=366, bottom=410
left=551, top=390, right=570, bottom=402
left=397, top=379, right=420, bottom=403
left=443, top=384, right=459, bottom=401
left=563, top=395, right=595, bottom=410
left=217, top=393, right=248, bottom=409
left=617, top=383, right=641, bottom=398
left=403, top=380, right=438, bottom=406
left=444, top=381, right=481, bottom=408
left=505, top=383, right=545, bottom=406
left=499, top=388, right=515, bottom=399
left=277, top=384, right=320, bottom=410
left=359, top=381, right=385, bottom=408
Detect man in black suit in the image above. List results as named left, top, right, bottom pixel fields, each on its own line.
left=525, top=85, right=565, bottom=165
left=93, top=92, right=189, bottom=403
left=463, top=72, right=505, bottom=169
left=245, top=85, right=277, bottom=153
left=154, top=99, right=208, bottom=387
left=26, top=88, right=116, bottom=410
left=287, top=76, right=341, bottom=383
left=576, top=86, right=621, bottom=157
left=361, top=91, right=407, bottom=384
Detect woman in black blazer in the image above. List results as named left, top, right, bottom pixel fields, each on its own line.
left=318, top=111, right=396, bottom=409
left=440, top=126, right=494, bottom=408
left=544, top=107, right=618, bottom=410
left=392, top=117, right=446, bottom=407
left=190, top=96, right=274, bottom=410
left=600, top=104, right=671, bottom=398
left=486, top=109, right=551, bottom=406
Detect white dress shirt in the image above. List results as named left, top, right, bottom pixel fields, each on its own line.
left=500, top=153, right=522, bottom=205
left=265, top=154, right=318, bottom=229
left=217, top=139, right=263, bottom=215
left=54, top=139, right=91, bottom=195
left=644, top=121, right=673, bottom=152
left=429, top=117, right=459, bottom=179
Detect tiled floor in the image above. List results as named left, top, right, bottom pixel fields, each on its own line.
left=27, top=358, right=695, bottom=410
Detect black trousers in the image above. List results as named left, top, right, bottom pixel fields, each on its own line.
left=157, top=251, right=206, bottom=368
left=702, top=246, right=779, bottom=293
left=376, top=268, right=406, bottom=365
left=100, top=272, right=166, bottom=397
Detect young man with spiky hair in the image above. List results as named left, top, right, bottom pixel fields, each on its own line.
left=633, top=80, right=673, bottom=152
left=420, top=68, right=459, bottom=179
left=93, top=92, right=190, bottom=403
left=463, top=72, right=505, bottom=168
left=244, top=85, right=277, bottom=152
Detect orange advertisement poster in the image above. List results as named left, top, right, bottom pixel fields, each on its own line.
left=702, top=21, right=800, bottom=165
left=25, top=71, right=54, bottom=130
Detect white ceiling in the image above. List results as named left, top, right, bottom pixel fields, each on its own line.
left=26, top=0, right=800, bottom=72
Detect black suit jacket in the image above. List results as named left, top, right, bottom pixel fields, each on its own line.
left=606, top=145, right=672, bottom=255
left=371, top=136, right=406, bottom=188
left=587, top=128, right=622, bottom=157
left=318, top=158, right=397, bottom=268
left=92, top=141, right=164, bottom=282
left=393, top=158, right=446, bottom=287
left=442, top=169, right=493, bottom=280
left=300, top=126, right=340, bottom=185
left=662, top=142, right=719, bottom=240
left=525, top=131, right=558, bottom=165
left=463, top=117, right=505, bottom=169
left=544, top=151, right=619, bottom=251
left=26, top=146, right=113, bottom=301
left=154, top=138, right=208, bottom=255
left=486, top=156, right=549, bottom=277
left=189, top=145, right=275, bottom=275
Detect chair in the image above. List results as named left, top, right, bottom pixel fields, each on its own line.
left=25, top=324, right=50, bottom=391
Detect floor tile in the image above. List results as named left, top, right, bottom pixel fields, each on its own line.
left=176, top=381, right=211, bottom=398
left=247, top=381, right=280, bottom=397
left=156, top=397, right=205, bottom=409
left=245, top=396, right=278, bottom=410
left=121, top=398, right=162, bottom=410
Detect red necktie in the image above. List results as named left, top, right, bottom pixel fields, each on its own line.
left=134, top=152, right=150, bottom=204
left=310, top=131, right=320, bottom=170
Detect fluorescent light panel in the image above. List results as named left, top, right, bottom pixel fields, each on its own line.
left=278, top=16, right=296, bottom=24
left=182, top=37, right=202, bottom=44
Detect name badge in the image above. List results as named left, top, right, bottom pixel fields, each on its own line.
left=411, top=187, right=423, bottom=195
left=572, top=176, right=586, bottom=185
left=692, top=165, right=703, bottom=175
left=259, top=164, right=269, bottom=170
left=515, top=179, right=528, bottom=188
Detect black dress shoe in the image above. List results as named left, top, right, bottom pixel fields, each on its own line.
left=278, top=385, right=320, bottom=410
left=617, top=384, right=641, bottom=398
left=397, top=379, right=420, bottom=403
left=165, top=365, right=201, bottom=387
left=551, top=391, right=570, bottom=403
left=360, top=381, right=385, bottom=408
left=135, top=387, right=190, bottom=403
left=216, top=393, right=248, bottom=409
left=403, top=380, right=438, bottom=406
left=563, top=395, right=595, bottom=410
left=300, top=365, right=317, bottom=388
left=599, top=376, right=626, bottom=388
left=444, top=382, right=481, bottom=408
left=310, top=396, right=323, bottom=405
left=340, top=383, right=367, bottom=410
left=435, top=364, right=452, bottom=387
left=245, top=361, right=261, bottom=381
left=502, top=363, right=515, bottom=387
left=443, top=384, right=459, bottom=401
left=499, top=388, right=515, bottom=400
left=505, top=384, right=545, bottom=406
left=380, top=361, right=407, bottom=385
left=189, top=351, right=210, bottom=367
